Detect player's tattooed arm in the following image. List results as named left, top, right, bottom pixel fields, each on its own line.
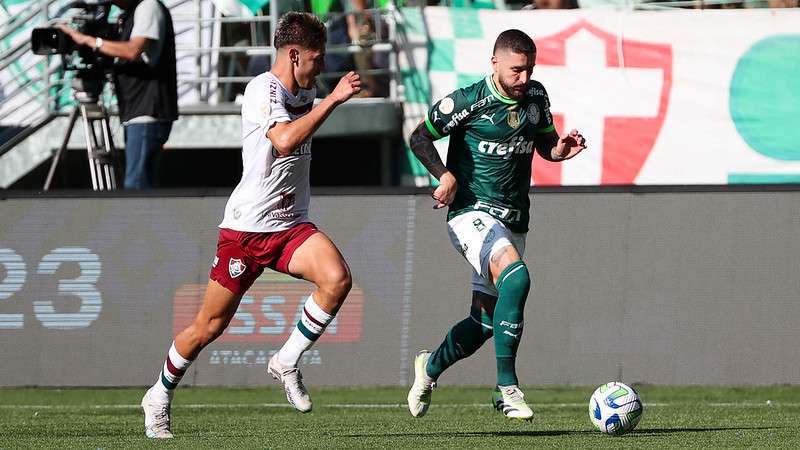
left=410, top=121, right=457, bottom=209
left=410, top=121, right=448, bottom=179
left=536, top=129, right=587, bottom=162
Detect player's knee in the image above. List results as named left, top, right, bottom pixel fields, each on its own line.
left=321, top=266, right=352, bottom=300
left=497, top=260, right=530, bottom=292
left=191, top=319, right=228, bottom=347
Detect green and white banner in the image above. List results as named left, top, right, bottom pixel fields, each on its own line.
left=398, top=7, right=800, bottom=185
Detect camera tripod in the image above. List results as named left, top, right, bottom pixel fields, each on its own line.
left=44, top=77, right=119, bottom=191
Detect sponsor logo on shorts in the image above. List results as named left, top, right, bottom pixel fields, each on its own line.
left=229, top=258, right=246, bottom=279
left=473, top=200, right=523, bottom=222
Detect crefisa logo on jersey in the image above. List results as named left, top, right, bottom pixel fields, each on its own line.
left=442, top=109, right=470, bottom=134
left=229, top=258, right=246, bottom=279
left=477, top=137, right=534, bottom=158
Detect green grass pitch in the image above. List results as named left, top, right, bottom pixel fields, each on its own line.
left=1, top=385, right=799, bottom=448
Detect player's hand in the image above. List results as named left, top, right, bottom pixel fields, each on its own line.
left=432, top=171, right=457, bottom=209
left=330, top=71, right=361, bottom=104
left=554, top=129, right=587, bottom=161
left=56, top=24, right=91, bottom=47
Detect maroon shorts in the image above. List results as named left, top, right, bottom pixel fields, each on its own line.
left=209, top=222, right=319, bottom=295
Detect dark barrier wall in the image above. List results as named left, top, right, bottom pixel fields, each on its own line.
left=0, top=192, right=798, bottom=386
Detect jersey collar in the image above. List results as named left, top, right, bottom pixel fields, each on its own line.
left=485, top=75, right=518, bottom=105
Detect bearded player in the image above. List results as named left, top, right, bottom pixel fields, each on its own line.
left=140, top=12, right=361, bottom=438
left=406, top=29, right=587, bottom=421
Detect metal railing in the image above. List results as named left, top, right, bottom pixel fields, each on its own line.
left=0, top=0, right=402, bottom=158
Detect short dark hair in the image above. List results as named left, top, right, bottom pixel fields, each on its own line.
left=273, top=12, right=327, bottom=51
left=493, top=29, right=536, bottom=55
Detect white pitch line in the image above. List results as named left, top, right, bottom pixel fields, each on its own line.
left=2, top=401, right=796, bottom=410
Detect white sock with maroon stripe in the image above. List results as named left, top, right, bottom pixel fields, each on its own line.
left=277, top=295, right=334, bottom=367
left=150, top=342, right=193, bottom=402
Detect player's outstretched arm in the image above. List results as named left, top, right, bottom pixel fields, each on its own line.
left=57, top=24, right=148, bottom=62
left=268, top=72, right=361, bottom=156
left=535, top=129, right=587, bottom=162
left=410, top=121, right=457, bottom=209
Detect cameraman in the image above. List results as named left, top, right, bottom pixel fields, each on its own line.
left=59, top=0, right=177, bottom=189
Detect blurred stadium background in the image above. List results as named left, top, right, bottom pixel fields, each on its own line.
left=0, top=0, right=799, bottom=446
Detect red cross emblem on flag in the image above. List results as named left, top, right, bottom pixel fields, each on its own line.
left=531, top=19, right=673, bottom=185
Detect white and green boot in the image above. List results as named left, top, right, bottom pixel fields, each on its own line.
left=407, top=350, right=436, bottom=417
left=492, top=385, right=534, bottom=421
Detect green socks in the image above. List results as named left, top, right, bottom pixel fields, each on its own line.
left=424, top=260, right=530, bottom=386
left=426, top=307, right=493, bottom=380
left=493, top=260, right=530, bottom=386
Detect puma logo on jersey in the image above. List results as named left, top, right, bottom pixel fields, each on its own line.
left=480, top=113, right=496, bottom=124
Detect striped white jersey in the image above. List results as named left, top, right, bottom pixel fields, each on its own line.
left=219, top=71, right=315, bottom=232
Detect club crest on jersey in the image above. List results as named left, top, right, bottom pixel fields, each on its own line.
left=229, top=258, right=246, bottom=279
left=527, top=104, right=540, bottom=125
left=507, top=111, right=520, bottom=129
left=438, top=97, right=455, bottom=114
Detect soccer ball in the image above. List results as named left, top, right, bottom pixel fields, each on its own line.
left=589, top=382, right=643, bottom=435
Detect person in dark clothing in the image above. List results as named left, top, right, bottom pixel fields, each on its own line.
left=58, top=0, right=178, bottom=189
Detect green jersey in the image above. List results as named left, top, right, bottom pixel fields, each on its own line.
left=424, top=76, right=555, bottom=233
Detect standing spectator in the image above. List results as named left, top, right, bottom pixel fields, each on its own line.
left=59, top=0, right=178, bottom=189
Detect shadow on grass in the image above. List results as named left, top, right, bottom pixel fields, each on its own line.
left=633, top=426, right=786, bottom=435
left=341, top=426, right=787, bottom=439
left=341, top=430, right=584, bottom=438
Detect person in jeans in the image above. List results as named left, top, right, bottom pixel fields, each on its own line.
left=59, top=0, right=178, bottom=189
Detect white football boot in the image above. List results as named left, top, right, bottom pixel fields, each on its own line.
left=268, top=353, right=312, bottom=413
left=407, top=350, right=437, bottom=417
left=492, top=385, right=534, bottom=421
left=141, top=388, right=174, bottom=438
